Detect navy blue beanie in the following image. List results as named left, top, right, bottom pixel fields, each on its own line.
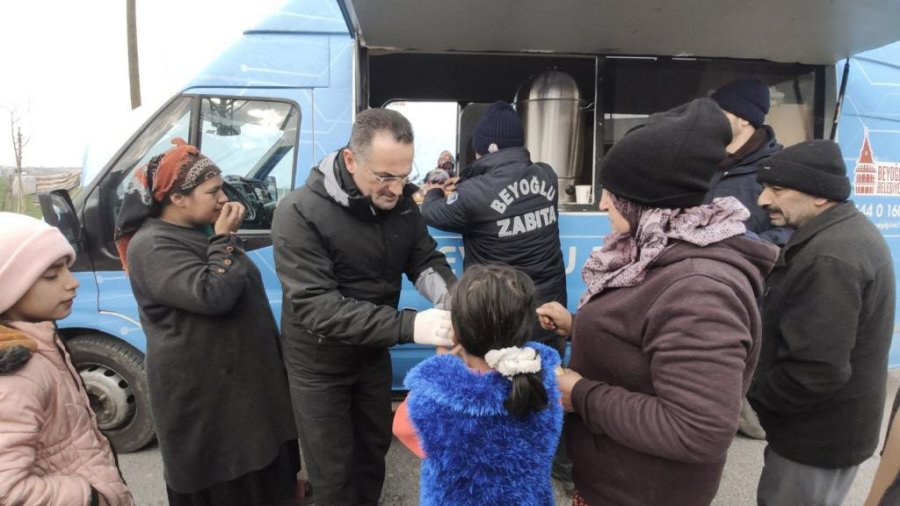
left=472, top=101, right=525, bottom=155
left=711, top=78, right=770, bottom=128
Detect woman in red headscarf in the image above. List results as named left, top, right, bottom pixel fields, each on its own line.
left=115, top=139, right=306, bottom=506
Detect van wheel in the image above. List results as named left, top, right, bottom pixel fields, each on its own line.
left=67, top=334, right=156, bottom=453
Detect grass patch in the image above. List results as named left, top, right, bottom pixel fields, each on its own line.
left=0, top=176, right=47, bottom=219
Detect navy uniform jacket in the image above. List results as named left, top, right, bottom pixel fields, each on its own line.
left=421, top=147, right=567, bottom=341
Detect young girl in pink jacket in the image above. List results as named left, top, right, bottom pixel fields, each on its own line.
left=0, top=212, right=133, bottom=506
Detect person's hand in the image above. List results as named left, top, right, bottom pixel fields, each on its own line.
left=421, top=183, right=445, bottom=196
left=214, top=202, right=246, bottom=235
left=413, top=308, right=454, bottom=347
left=557, top=368, right=583, bottom=413
left=536, top=302, right=572, bottom=336
left=443, top=177, right=460, bottom=194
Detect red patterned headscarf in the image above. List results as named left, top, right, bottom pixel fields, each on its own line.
left=113, top=138, right=221, bottom=271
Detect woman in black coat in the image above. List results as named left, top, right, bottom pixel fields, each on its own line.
left=115, top=139, right=303, bottom=506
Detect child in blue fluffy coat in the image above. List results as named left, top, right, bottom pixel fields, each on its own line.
left=393, top=264, right=563, bottom=506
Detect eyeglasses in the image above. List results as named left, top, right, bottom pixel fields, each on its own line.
left=361, top=163, right=417, bottom=185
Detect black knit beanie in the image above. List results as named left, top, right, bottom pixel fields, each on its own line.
left=472, top=101, right=525, bottom=155
left=756, top=140, right=850, bottom=201
left=599, top=98, right=731, bottom=209
left=711, top=77, right=770, bottom=128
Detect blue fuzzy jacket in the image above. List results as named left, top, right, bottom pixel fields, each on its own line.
left=404, top=342, right=563, bottom=506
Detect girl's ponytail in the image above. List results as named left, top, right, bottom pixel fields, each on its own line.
left=484, top=345, right=548, bottom=417
left=507, top=372, right=548, bottom=417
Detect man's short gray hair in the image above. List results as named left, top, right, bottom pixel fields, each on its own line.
left=349, top=108, right=414, bottom=159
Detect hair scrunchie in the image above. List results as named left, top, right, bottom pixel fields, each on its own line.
left=485, top=346, right=541, bottom=378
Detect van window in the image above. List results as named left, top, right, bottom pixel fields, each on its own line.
left=198, top=98, right=299, bottom=230
left=385, top=101, right=459, bottom=183
left=602, top=58, right=818, bottom=149
left=107, top=96, right=299, bottom=236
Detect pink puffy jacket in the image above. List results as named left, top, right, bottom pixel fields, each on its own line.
left=0, top=321, right=133, bottom=506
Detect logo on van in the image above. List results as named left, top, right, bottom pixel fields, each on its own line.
left=854, top=129, right=900, bottom=196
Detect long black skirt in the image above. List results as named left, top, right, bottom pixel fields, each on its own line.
left=166, top=440, right=300, bottom=506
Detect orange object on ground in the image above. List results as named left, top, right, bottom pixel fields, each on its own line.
left=392, top=399, right=425, bottom=459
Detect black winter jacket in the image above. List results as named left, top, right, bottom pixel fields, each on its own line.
left=272, top=149, right=455, bottom=360
left=421, top=147, right=566, bottom=316
left=705, top=126, right=791, bottom=246
left=748, top=202, right=895, bottom=468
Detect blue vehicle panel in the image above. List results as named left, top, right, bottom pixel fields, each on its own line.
left=249, top=0, right=349, bottom=34
left=837, top=41, right=900, bottom=366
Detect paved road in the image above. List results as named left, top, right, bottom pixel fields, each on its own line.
left=119, top=371, right=900, bottom=505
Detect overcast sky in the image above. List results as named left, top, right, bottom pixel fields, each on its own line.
left=0, top=0, right=286, bottom=168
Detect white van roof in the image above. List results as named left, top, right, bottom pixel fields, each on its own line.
left=341, top=0, right=900, bottom=64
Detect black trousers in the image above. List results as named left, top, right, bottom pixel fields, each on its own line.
left=285, top=344, right=392, bottom=506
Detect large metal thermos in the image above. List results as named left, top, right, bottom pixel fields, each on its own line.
left=515, top=70, right=586, bottom=202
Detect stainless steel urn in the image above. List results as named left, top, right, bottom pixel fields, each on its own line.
left=515, top=70, right=586, bottom=202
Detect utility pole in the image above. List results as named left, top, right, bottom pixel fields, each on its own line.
left=127, top=0, right=142, bottom=109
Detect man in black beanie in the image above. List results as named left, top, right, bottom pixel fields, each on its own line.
left=707, top=77, right=789, bottom=441
left=706, top=78, right=791, bottom=242
left=748, top=140, right=895, bottom=505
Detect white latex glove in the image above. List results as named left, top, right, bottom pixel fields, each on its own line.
left=413, top=308, right=454, bottom=347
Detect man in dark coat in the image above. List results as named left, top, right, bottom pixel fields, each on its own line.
left=706, top=77, right=791, bottom=246
left=749, top=140, right=895, bottom=505
left=706, top=77, right=791, bottom=440
left=272, top=108, right=457, bottom=506
left=420, top=101, right=567, bottom=354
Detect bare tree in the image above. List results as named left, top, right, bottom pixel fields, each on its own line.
left=127, top=0, right=142, bottom=109
left=4, top=106, right=30, bottom=213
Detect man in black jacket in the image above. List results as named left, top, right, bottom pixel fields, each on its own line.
left=748, top=140, right=895, bottom=505
left=706, top=77, right=790, bottom=440
left=706, top=77, right=791, bottom=247
left=421, top=101, right=567, bottom=354
left=272, top=108, right=456, bottom=506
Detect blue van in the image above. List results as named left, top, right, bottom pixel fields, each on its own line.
left=39, top=0, right=900, bottom=452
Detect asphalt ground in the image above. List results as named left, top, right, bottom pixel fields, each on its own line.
left=119, top=370, right=900, bottom=505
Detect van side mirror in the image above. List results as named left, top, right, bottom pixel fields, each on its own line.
left=38, top=189, right=82, bottom=256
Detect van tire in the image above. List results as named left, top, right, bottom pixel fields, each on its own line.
left=66, top=334, right=156, bottom=453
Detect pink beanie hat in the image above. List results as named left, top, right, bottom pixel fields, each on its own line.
left=0, top=212, right=76, bottom=315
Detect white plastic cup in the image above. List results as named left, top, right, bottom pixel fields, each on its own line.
left=575, top=185, right=592, bottom=204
